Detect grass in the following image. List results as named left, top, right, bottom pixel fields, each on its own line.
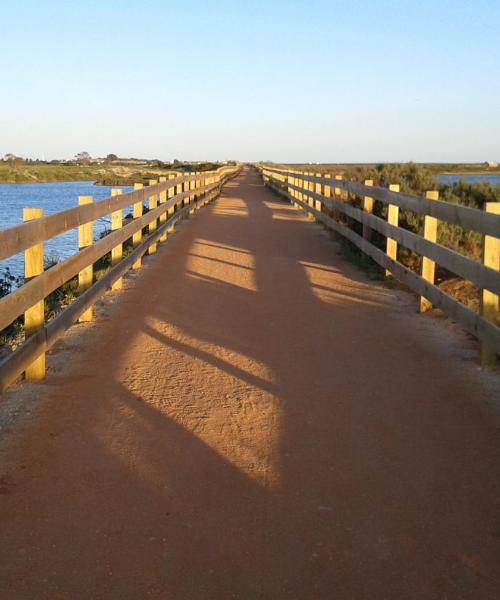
left=0, top=161, right=229, bottom=185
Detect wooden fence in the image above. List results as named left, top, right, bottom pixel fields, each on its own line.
left=0, top=165, right=240, bottom=392
left=259, top=165, right=500, bottom=366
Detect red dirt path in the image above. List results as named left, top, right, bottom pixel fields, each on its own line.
left=1, top=168, right=499, bottom=599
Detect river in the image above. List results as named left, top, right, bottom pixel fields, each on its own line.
left=0, top=181, right=132, bottom=278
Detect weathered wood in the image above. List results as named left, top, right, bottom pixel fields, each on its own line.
left=282, top=178, right=500, bottom=296
left=263, top=166, right=500, bottom=237
left=0, top=168, right=238, bottom=263
left=0, top=178, right=229, bottom=335
left=0, top=173, right=240, bottom=394
left=385, top=184, right=400, bottom=278
left=78, top=196, right=94, bottom=322
left=158, top=177, right=168, bottom=242
left=111, top=189, right=123, bottom=291
left=315, top=175, right=322, bottom=213
left=266, top=178, right=500, bottom=355
left=362, top=180, right=374, bottom=241
left=481, top=202, right=500, bottom=366
left=148, top=180, right=158, bottom=255
left=132, top=183, right=144, bottom=269
left=23, top=208, right=45, bottom=380
left=420, top=191, right=439, bottom=312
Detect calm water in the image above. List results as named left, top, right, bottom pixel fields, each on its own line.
left=437, top=174, right=500, bottom=186
left=0, top=181, right=132, bottom=278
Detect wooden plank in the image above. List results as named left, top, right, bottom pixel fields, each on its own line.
left=283, top=179, right=500, bottom=296
left=132, top=183, right=143, bottom=269
left=263, top=166, right=500, bottom=238
left=481, top=202, right=500, bottom=367
left=277, top=187, right=500, bottom=355
left=0, top=175, right=234, bottom=335
left=78, top=196, right=94, bottom=322
left=386, top=184, right=400, bottom=277
left=23, top=208, right=45, bottom=380
left=111, top=189, right=123, bottom=291
left=168, top=173, right=176, bottom=232
left=315, top=175, right=322, bottom=213
left=158, top=176, right=168, bottom=242
left=0, top=169, right=237, bottom=262
left=420, top=191, right=439, bottom=312
left=0, top=185, right=224, bottom=394
left=148, top=179, right=158, bottom=255
left=362, top=180, right=374, bottom=240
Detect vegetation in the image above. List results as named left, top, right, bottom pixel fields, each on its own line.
left=0, top=154, right=234, bottom=185
left=293, top=162, right=499, bottom=310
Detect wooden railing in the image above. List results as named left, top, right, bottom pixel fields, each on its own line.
left=259, top=165, right=500, bottom=366
left=0, top=165, right=240, bottom=392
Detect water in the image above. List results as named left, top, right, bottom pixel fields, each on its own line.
left=437, top=174, right=500, bottom=186
left=0, top=181, right=133, bottom=278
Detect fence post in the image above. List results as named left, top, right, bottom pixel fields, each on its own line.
left=175, top=174, right=183, bottom=216
left=168, top=173, right=176, bottom=232
left=293, top=172, right=297, bottom=204
left=419, top=190, right=439, bottom=312
left=189, top=173, right=196, bottom=214
left=133, top=183, right=143, bottom=269
left=333, top=175, right=343, bottom=222
left=148, top=179, right=158, bottom=255
left=362, top=180, right=374, bottom=240
left=23, top=208, right=45, bottom=380
left=110, top=189, right=123, bottom=290
left=77, top=196, right=93, bottom=322
left=158, top=176, right=167, bottom=242
left=308, top=173, right=315, bottom=209
left=315, top=174, right=322, bottom=213
left=480, top=202, right=500, bottom=367
left=385, top=184, right=400, bottom=278
left=183, top=173, right=190, bottom=210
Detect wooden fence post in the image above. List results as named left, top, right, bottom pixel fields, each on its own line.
left=323, top=173, right=332, bottom=218
left=419, top=190, right=439, bottom=312
left=362, top=180, right=374, bottom=240
left=189, top=173, right=196, bottom=214
left=148, top=179, right=158, bottom=255
left=298, top=174, right=304, bottom=205
left=385, top=184, right=400, bottom=278
left=23, top=208, right=45, bottom=380
left=333, top=175, right=343, bottom=222
left=480, top=202, right=500, bottom=367
left=111, top=189, right=123, bottom=290
left=175, top=174, right=183, bottom=217
left=308, top=173, right=315, bottom=209
left=293, top=172, right=298, bottom=204
left=77, top=196, right=93, bottom=322
left=183, top=174, right=190, bottom=210
left=133, top=183, right=143, bottom=269
left=315, top=174, right=322, bottom=213
left=158, top=176, right=167, bottom=242
left=168, top=173, right=176, bottom=232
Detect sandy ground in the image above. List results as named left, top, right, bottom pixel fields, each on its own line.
left=0, top=168, right=499, bottom=599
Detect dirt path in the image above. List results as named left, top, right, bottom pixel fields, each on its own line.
left=1, top=168, right=499, bottom=599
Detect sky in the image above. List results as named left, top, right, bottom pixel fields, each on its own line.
left=1, top=0, right=499, bottom=163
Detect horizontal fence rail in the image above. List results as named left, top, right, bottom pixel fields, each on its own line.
left=0, top=165, right=240, bottom=392
left=258, top=165, right=500, bottom=366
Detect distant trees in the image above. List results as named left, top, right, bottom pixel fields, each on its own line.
left=106, top=153, right=118, bottom=161
left=3, top=153, right=23, bottom=168
left=74, top=151, right=91, bottom=164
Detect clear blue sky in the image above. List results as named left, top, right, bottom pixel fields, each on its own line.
left=1, top=0, right=499, bottom=163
